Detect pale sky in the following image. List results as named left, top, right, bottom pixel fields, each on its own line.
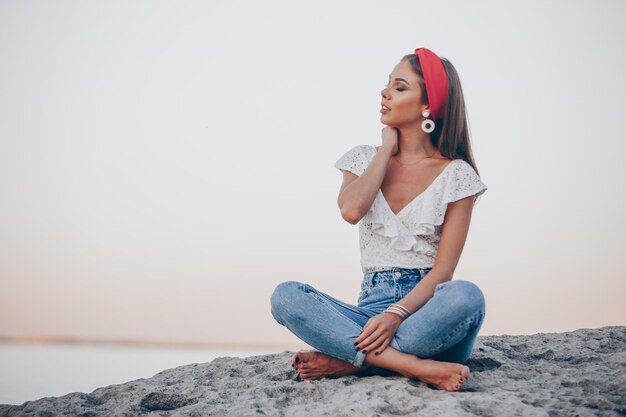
left=1, top=0, right=624, bottom=349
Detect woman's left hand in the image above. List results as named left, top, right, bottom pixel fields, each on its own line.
left=354, top=312, right=404, bottom=355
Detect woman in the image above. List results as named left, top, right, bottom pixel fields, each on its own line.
left=270, top=47, right=487, bottom=392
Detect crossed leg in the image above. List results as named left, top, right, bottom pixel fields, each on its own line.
left=293, top=347, right=469, bottom=392
left=271, top=280, right=482, bottom=392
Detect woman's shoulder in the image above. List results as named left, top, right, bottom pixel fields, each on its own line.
left=446, top=158, right=480, bottom=176
left=441, top=158, right=488, bottom=201
left=334, top=144, right=377, bottom=176
left=338, top=144, right=378, bottom=163
left=356, top=144, right=378, bottom=154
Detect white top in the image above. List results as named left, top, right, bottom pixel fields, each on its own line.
left=334, top=144, right=488, bottom=274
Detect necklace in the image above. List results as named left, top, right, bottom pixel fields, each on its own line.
left=392, top=149, right=439, bottom=166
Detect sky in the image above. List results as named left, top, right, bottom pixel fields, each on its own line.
left=0, top=0, right=624, bottom=350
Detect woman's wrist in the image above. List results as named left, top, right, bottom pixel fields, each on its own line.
left=384, top=310, right=406, bottom=322
left=384, top=303, right=411, bottom=320
left=378, top=144, right=396, bottom=157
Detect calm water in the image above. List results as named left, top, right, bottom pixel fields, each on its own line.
left=0, top=342, right=272, bottom=406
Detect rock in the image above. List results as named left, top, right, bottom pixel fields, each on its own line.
left=139, top=392, right=198, bottom=411
left=0, top=326, right=624, bottom=417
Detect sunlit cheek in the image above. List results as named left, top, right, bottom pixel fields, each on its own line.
left=398, top=101, right=421, bottom=118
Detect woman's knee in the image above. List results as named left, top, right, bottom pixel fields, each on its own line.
left=270, top=281, right=305, bottom=323
left=437, top=279, right=485, bottom=316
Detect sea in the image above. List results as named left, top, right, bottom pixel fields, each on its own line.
left=0, top=341, right=273, bottom=406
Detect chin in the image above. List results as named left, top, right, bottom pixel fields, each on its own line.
left=380, top=118, right=398, bottom=128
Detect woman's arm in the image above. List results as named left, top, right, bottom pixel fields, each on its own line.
left=396, top=195, right=475, bottom=313
left=354, top=195, right=476, bottom=355
left=337, top=127, right=398, bottom=224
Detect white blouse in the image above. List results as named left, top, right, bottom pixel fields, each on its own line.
left=334, top=144, right=488, bottom=274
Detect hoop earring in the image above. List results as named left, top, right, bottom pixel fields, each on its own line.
left=421, top=110, right=435, bottom=133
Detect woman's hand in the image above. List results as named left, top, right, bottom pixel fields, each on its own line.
left=381, top=126, right=399, bottom=156
left=354, top=312, right=404, bottom=355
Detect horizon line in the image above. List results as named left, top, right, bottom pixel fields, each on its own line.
left=2, top=326, right=621, bottom=350
left=0, top=334, right=308, bottom=351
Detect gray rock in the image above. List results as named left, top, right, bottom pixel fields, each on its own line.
left=0, top=326, right=624, bottom=416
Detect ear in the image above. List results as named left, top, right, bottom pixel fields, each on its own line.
left=421, top=105, right=431, bottom=116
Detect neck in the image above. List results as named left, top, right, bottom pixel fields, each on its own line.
left=395, top=124, right=438, bottom=158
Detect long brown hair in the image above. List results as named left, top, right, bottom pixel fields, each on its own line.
left=403, top=53, right=483, bottom=197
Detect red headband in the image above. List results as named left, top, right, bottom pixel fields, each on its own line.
left=414, top=48, right=448, bottom=121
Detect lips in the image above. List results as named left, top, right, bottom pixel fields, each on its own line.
left=381, top=103, right=391, bottom=110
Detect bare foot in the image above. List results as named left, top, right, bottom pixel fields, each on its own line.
left=291, top=351, right=368, bottom=380
left=399, top=357, right=470, bottom=392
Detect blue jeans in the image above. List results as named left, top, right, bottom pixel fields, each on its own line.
left=270, top=267, right=485, bottom=367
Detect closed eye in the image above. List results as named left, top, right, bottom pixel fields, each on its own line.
left=384, top=84, right=405, bottom=91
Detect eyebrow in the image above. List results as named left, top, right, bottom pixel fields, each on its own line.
left=388, top=76, right=410, bottom=85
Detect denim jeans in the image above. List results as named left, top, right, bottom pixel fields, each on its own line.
left=270, top=267, right=486, bottom=367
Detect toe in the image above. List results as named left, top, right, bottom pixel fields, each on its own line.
left=449, top=379, right=461, bottom=391
left=456, top=375, right=465, bottom=390
left=293, top=351, right=312, bottom=368
left=298, top=351, right=315, bottom=363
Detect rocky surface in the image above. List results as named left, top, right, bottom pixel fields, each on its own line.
left=1, top=326, right=624, bottom=417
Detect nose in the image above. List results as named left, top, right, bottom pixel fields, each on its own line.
left=381, top=87, right=389, bottom=99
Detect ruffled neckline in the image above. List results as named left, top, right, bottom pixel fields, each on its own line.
left=379, top=159, right=458, bottom=217
left=364, top=146, right=462, bottom=253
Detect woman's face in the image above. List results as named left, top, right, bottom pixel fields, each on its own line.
left=380, top=59, right=428, bottom=127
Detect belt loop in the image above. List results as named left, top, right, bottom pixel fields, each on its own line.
left=391, top=267, right=402, bottom=281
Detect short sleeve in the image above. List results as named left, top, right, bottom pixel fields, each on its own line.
left=442, top=160, right=488, bottom=203
left=334, top=145, right=371, bottom=176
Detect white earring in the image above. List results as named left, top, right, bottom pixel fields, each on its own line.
left=421, top=110, right=435, bottom=133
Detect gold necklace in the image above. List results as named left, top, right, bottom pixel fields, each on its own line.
left=392, top=149, right=438, bottom=166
